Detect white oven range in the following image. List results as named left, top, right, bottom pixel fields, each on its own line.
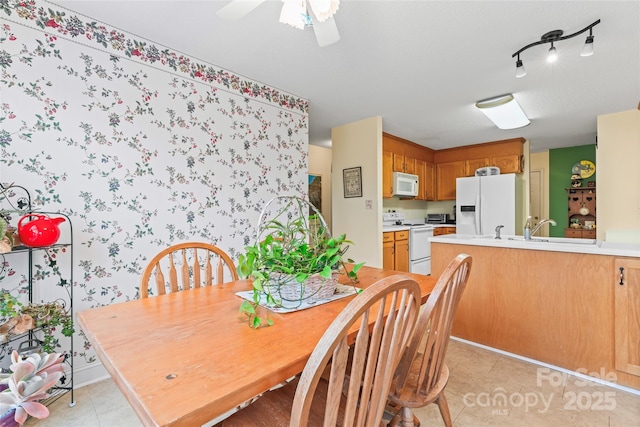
left=404, top=221, right=434, bottom=275
left=382, top=213, right=434, bottom=275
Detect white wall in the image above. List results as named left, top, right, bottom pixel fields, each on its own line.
left=308, top=145, right=333, bottom=231
left=597, top=109, right=640, bottom=242
left=331, top=117, right=383, bottom=268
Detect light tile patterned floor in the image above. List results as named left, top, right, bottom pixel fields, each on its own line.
left=25, top=339, right=640, bottom=426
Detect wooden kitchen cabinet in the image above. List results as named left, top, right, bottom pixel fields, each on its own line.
left=615, top=257, right=640, bottom=377
left=492, top=154, right=523, bottom=174
left=464, top=157, right=490, bottom=176
left=464, top=154, right=522, bottom=176
left=382, top=150, right=393, bottom=198
left=431, top=242, right=640, bottom=391
left=565, top=228, right=597, bottom=239
left=382, top=230, right=409, bottom=272
left=435, top=161, right=465, bottom=201
left=394, top=231, right=409, bottom=272
left=414, top=159, right=436, bottom=201
left=423, top=161, right=436, bottom=201
left=393, top=153, right=416, bottom=174
left=433, top=227, right=456, bottom=236
left=382, top=132, right=436, bottom=200
left=382, top=232, right=395, bottom=270
left=435, top=138, right=525, bottom=189
left=415, top=159, right=426, bottom=200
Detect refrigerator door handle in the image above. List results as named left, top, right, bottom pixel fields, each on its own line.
left=475, top=194, right=481, bottom=235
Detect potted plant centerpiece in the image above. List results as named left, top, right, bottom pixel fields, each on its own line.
left=237, top=196, right=363, bottom=328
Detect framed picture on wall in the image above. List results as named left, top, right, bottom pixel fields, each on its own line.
left=343, top=167, right=362, bottom=198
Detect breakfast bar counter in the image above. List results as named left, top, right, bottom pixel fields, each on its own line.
left=430, top=237, right=640, bottom=392
left=430, top=233, right=640, bottom=257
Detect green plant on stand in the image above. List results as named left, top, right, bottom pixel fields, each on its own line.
left=19, top=300, right=74, bottom=353
left=237, top=196, right=363, bottom=328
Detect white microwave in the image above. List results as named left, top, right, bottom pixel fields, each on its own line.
left=392, top=172, right=419, bottom=197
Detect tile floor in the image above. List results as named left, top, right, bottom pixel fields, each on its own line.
left=25, top=339, right=640, bottom=426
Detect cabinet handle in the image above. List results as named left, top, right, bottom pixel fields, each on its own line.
left=619, top=267, right=624, bottom=285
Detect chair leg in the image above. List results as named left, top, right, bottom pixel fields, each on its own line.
left=435, top=393, right=453, bottom=427
left=400, top=407, right=416, bottom=427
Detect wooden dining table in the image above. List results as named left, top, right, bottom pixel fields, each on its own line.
left=77, top=266, right=438, bottom=427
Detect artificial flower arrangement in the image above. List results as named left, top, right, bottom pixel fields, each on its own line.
left=0, top=350, right=65, bottom=426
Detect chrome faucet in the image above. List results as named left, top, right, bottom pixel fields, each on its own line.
left=495, top=225, right=504, bottom=239
left=527, top=218, right=557, bottom=239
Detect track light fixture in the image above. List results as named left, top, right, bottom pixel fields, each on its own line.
left=511, top=19, right=600, bottom=77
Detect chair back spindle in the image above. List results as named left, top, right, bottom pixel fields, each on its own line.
left=140, top=242, right=238, bottom=298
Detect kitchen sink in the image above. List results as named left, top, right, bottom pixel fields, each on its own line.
left=507, top=236, right=598, bottom=245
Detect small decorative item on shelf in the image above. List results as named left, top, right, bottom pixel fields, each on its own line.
left=587, top=181, right=596, bottom=188
left=0, top=350, right=65, bottom=426
left=570, top=218, right=581, bottom=229
left=570, top=174, right=582, bottom=188
left=237, top=196, right=363, bottom=328
left=0, top=219, right=12, bottom=254
left=17, top=214, right=65, bottom=248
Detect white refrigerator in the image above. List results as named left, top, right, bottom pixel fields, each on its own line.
left=456, top=173, right=525, bottom=236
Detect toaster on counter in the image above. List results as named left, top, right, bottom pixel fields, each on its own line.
left=426, top=214, right=451, bottom=224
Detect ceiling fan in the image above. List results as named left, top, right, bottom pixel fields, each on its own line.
left=217, top=0, right=341, bottom=47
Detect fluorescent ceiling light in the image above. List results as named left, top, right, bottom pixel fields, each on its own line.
left=475, top=94, right=530, bottom=130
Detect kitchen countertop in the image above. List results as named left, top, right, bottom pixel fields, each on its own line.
left=382, top=225, right=410, bottom=232
left=382, top=223, right=455, bottom=232
left=430, top=234, right=640, bottom=258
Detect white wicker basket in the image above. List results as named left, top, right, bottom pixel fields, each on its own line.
left=255, top=196, right=341, bottom=306
left=266, top=272, right=339, bottom=303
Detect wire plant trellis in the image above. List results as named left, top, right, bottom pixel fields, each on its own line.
left=238, top=196, right=363, bottom=327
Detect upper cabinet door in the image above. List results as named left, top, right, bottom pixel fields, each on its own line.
left=415, top=159, right=426, bottom=200
left=436, top=161, right=465, bottom=200
left=492, top=154, right=523, bottom=174
left=382, top=150, right=393, bottom=199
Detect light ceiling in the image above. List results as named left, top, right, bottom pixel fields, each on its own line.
left=51, top=1, right=640, bottom=153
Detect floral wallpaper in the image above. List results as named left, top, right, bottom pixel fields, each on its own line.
left=0, top=0, right=309, bottom=381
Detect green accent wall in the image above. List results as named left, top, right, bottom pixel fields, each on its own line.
left=549, top=145, right=596, bottom=237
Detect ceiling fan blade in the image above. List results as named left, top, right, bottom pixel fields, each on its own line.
left=311, top=15, right=340, bottom=47
left=216, top=0, right=266, bottom=20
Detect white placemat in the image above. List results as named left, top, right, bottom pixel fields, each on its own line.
left=236, top=283, right=361, bottom=313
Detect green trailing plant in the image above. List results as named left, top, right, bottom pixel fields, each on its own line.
left=19, top=301, right=74, bottom=353
left=237, top=197, right=363, bottom=328
left=0, top=291, right=21, bottom=322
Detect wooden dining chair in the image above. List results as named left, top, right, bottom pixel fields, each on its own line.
left=221, top=275, right=422, bottom=427
left=139, top=242, right=238, bottom=298
left=386, top=253, right=472, bottom=427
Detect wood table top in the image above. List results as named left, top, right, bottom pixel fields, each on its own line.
left=77, top=266, right=437, bottom=427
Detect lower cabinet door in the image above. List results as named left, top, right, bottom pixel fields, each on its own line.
left=382, top=241, right=394, bottom=270
left=394, top=239, right=409, bottom=272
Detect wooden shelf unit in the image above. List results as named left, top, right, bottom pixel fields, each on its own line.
left=565, top=187, right=596, bottom=238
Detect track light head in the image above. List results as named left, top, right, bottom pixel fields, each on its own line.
left=547, top=43, right=558, bottom=63
left=515, top=58, right=526, bottom=78
left=581, top=34, right=595, bottom=57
